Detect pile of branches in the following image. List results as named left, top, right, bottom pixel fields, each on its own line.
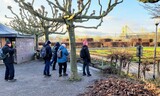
left=78, top=77, right=156, bottom=96
left=102, top=66, right=118, bottom=74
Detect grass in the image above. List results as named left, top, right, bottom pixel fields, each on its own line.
left=88, top=47, right=160, bottom=62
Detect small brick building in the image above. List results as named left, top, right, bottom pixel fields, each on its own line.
left=0, top=24, right=34, bottom=64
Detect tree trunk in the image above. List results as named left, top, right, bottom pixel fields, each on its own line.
left=127, top=62, right=130, bottom=75
left=44, top=28, right=49, bottom=41
left=35, top=34, right=39, bottom=50
left=157, top=61, right=160, bottom=77
left=118, top=58, right=123, bottom=75
left=67, top=24, right=80, bottom=81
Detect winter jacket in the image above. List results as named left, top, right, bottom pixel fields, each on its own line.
left=44, top=41, right=52, bottom=60
left=52, top=42, right=60, bottom=60
left=81, top=45, right=91, bottom=63
left=57, top=45, right=69, bottom=63
left=2, top=44, right=15, bottom=64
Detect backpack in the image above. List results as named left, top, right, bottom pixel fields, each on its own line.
left=80, top=48, right=85, bottom=58
left=0, top=48, right=7, bottom=60
left=57, top=49, right=62, bottom=58
left=40, top=46, right=47, bottom=58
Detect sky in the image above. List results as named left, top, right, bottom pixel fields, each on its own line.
left=0, top=0, right=158, bottom=37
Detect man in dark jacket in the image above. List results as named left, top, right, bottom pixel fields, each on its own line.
left=80, top=40, right=91, bottom=76
left=43, top=40, right=52, bottom=77
left=51, top=42, right=60, bottom=70
left=2, top=40, right=16, bottom=82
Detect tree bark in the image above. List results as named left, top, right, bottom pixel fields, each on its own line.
left=44, top=28, right=49, bottom=41
left=35, top=34, right=39, bottom=50
left=118, top=58, right=122, bottom=76
left=67, top=23, right=80, bottom=81
left=157, top=61, right=160, bottom=77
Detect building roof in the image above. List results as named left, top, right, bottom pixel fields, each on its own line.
left=0, top=23, right=34, bottom=38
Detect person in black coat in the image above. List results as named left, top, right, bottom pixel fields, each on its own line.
left=2, top=40, right=16, bottom=82
left=43, top=40, right=52, bottom=77
left=51, top=42, right=60, bottom=70
left=80, top=40, right=91, bottom=76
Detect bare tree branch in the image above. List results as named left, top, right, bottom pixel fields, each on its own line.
left=75, top=18, right=103, bottom=29
left=142, top=3, right=160, bottom=17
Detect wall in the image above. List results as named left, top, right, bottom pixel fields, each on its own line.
left=16, top=38, right=34, bottom=64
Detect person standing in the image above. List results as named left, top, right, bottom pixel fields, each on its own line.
left=2, top=40, right=16, bottom=82
left=80, top=40, right=91, bottom=76
left=43, top=40, right=52, bottom=77
left=57, top=44, right=69, bottom=77
left=51, top=42, right=60, bottom=70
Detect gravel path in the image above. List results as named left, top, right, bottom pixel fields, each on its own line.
left=0, top=60, right=103, bottom=96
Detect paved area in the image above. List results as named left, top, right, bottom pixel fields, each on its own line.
left=0, top=60, right=103, bottom=96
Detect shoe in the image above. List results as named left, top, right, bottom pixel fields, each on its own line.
left=43, top=72, right=46, bottom=75
left=59, top=74, right=62, bottom=77
left=46, top=74, right=51, bottom=77
left=4, top=78, right=8, bottom=81
left=87, top=74, right=92, bottom=77
left=83, top=73, right=86, bottom=76
left=8, top=79, right=17, bottom=82
left=63, top=73, right=68, bottom=76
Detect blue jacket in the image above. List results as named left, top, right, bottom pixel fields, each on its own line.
left=57, top=45, right=69, bottom=63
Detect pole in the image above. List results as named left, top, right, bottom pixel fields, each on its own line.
left=138, top=46, right=141, bottom=78
left=153, top=23, right=158, bottom=79
left=138, top=55, right=141, bottom=78
left=101, top=47, right=104, bottom=67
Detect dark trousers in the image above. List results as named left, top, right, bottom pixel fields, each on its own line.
left=58, top=62, right=67, bottom=75
left=83, top=60, right=90, bottom=75
left=44, top=60, right=51, bottom=75
left=4, top=63, right=15, bottom=80
left=52, top=59, right=57, bottom=70
left=51, top=54, right=57, bottom=70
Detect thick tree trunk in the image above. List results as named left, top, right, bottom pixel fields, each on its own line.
left=67, top=24, right=80, bottom=81
left=44, top=28, right=49, bottom=41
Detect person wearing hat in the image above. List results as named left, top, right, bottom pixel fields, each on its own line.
left=80, top=40, right=91, bottom=77
left=2, top=40, right=16, bottom=82
left=43, top=40, right=52, bottom=77
left=57, top=43, right=69, bottom=77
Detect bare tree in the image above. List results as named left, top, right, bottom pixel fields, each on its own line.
left=5, top=4, right=66, bottom=50
left=14, top=0, right=124, bottom=80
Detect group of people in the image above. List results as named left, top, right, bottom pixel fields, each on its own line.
left=42, top=40, right=92, bottom=77
left=2, top=39, right=92, bottom=82
left=42, top=40, right=69, bottom=77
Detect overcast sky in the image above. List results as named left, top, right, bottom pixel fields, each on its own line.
left=0, top=0, right=157, bottom=37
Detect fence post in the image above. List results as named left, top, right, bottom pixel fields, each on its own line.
left=136, top=45, right=143, bottom=78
